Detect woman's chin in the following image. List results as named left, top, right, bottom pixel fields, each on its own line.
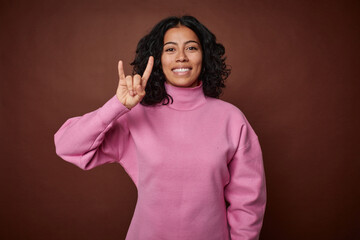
left=166, top=79, right=198, bottom=88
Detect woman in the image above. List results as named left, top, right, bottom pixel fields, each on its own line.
left=54, top=15, right=266, bottom=240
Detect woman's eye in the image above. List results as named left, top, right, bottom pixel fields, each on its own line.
left=165, top=48, right=175, bottom=52
left=187, top=46, right=197, bottom=50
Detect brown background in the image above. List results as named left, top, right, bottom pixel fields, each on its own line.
left=1, top=0, right=359, bottom=239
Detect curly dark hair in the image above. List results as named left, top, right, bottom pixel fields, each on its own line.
left=130, top=15, right=231, bottom=106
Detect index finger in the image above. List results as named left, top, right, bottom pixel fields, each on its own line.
left=141, top=56, right=154, bottom=87
left=118, top=60, right=126, bottom=80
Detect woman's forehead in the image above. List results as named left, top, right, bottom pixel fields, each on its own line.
left=163, top=26, right=200, bottom=44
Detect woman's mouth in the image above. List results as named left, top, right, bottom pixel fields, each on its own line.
left=172, top=68, right=191, bottom=75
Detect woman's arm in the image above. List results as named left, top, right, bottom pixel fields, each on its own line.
left=54, top=95, right=131, bottom=170
left=54, top=57, right=153, bottom=185
left=224, top=118, right=267, bottom=240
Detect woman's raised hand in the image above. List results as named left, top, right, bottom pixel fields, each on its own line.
left=116, top=56, right=154, bottom=109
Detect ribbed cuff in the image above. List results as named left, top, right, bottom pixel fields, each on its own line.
left=97, top=95, right=130, bottom=125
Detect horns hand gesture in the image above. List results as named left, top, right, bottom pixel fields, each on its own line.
left=116, top=56, right=154, bottom=109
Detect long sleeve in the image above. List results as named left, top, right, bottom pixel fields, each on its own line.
left=224, top=121, right=267, bottom=240
left=54, top=95, right=138, bottom=185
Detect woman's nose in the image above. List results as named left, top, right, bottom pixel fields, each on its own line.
left=176, top=50, right=188, bottom=62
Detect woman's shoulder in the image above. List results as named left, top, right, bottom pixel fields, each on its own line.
left=205, top=97, right=247, bottom=119
left=206, top=97, right=259, bottom=140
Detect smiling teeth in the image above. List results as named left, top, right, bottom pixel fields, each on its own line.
left=173, top=68, right=190, bottom=72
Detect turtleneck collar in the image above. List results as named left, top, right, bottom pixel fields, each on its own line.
left=164, top=81, right=207, bottom=111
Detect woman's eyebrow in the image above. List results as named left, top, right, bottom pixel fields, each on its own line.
left=164, top=40, right=200, bottom=46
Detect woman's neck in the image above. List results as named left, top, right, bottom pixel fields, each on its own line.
left=163, top=81, right=207, bottom=111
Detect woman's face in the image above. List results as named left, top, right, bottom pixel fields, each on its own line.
left=161, top=25, right=202, bottom=88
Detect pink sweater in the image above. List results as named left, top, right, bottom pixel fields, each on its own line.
left=54, top=81, right=266, bottom=240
